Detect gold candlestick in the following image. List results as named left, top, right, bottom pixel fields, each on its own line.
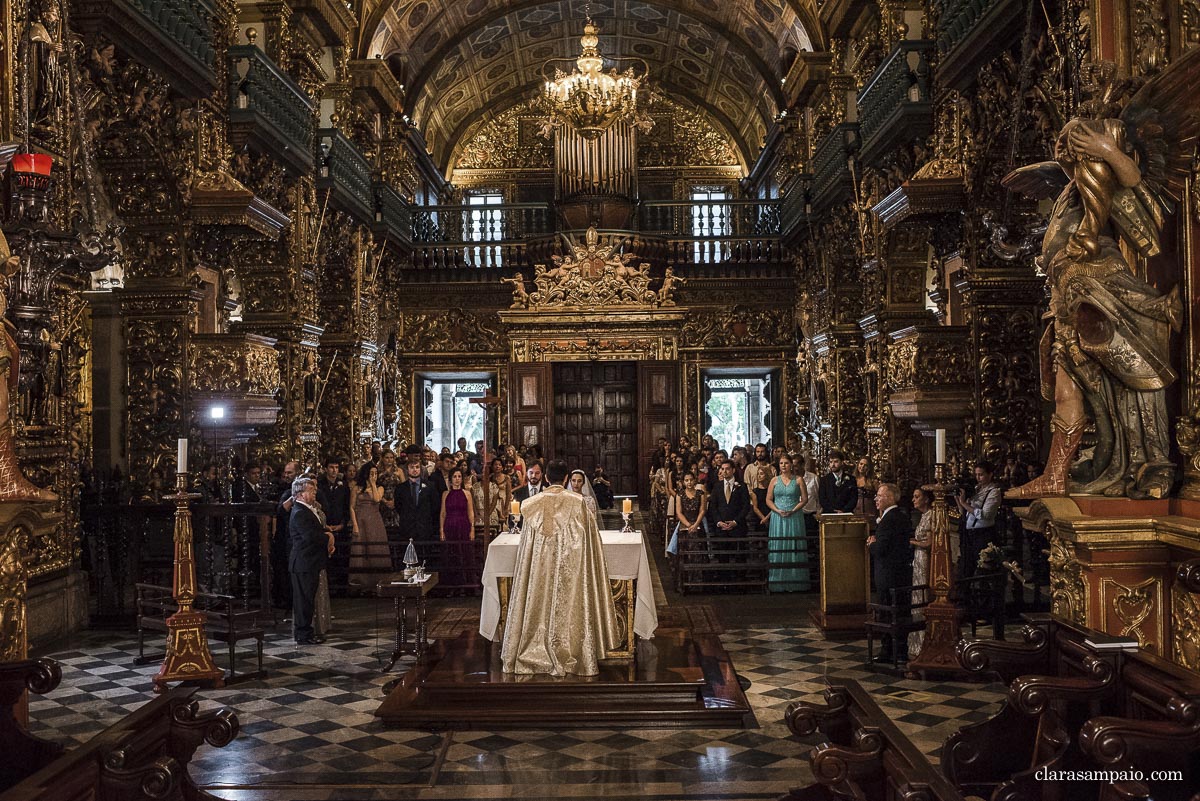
left=153, top=472, right=223, bottom=692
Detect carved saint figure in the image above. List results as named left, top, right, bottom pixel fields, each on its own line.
left=1003, top=70, right=1195, bottom=500
left=0, top=232, right=56, bottom=501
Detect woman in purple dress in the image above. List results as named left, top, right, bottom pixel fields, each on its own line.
left=439, top=468, right=476, bottom=590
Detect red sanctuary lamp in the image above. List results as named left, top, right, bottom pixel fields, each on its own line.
left=10, top=153, right=53, bottom=219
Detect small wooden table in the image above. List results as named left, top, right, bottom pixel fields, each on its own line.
left=376, top=572, right=438, bottom=671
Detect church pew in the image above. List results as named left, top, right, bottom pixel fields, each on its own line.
left=673, top=530, right=769, bottom=593
left=781, top=681, right=969, bottom=801
left=943, top=616, right=1200, bottom=801
left=0, top=659, right=64, bottom=792
left=0, top=686, right=238, bottom=801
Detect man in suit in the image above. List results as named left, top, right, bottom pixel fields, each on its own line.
left=271, top=460, right=300, bottom=609
left=395, top=458, right=437, bottom=540
left=316, top=459, right=350, bottom=593
left=429, top=451, right=457, bottom=498
left=867, top=482, right=914, bottom=662
left=289, top=476, right=335, bottom=645
left=513, top=460, right=546, bottom=503
left=818, top=450, right=857, bottom=513
left=709, top=459, right=749, bottom=538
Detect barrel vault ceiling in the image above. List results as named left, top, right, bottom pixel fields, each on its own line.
left=363, top=0, right=819, bottom=171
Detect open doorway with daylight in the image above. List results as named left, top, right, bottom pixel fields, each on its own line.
left=420, top=372, right=497, bottom=453
left=701, top=368, right=780, bottom=452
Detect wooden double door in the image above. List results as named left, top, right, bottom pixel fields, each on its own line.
left=553, top=363, right=638, bottom=496
left=507, top=361, right=678, bottom=500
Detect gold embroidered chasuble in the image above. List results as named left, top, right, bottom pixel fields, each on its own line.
left=500, top=485, right=619, bottom=676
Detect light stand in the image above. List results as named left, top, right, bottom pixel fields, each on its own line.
left=153, top=472, right=223, bottom=692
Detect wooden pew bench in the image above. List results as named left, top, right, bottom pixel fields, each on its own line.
left=0, top=659, right=65, bottom=793
left=135, top=583, right=265, bottom=682
left=945, top=614, right=1200, bottom=801
left=674, top=530, right=769, bottom=594
left=1, top=663, right=238, bottom=801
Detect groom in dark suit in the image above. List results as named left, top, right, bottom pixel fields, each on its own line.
left=867, top=483, right=914, bottom=662
left=289, top=476, right=334, bottom=645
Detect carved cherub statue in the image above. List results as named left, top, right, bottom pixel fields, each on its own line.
left=501, top=274, right=529, bottom=308
left=1002, top=64, right=1194, bottom=500
left=657, top=267, right=682, bottom=306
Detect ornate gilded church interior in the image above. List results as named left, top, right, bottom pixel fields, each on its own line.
left=1, top=0, right=1200, bottom=799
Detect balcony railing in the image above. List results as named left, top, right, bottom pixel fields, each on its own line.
left=934, top=0, right=1025, bottom=91
left=317, top=129, right=375, bottom=224
left=810, top=122, right=859, bottom=213
left=74, top=0, right=220, bottom=97
left=373, top=183, right=412, bottom=247
left=856, top=41, right=934, bottom=167
left=639, top=200, right=780, bottom=237
left=779, top=182, right=812, bottom=241
left=228, top=45, right=315, bottom=174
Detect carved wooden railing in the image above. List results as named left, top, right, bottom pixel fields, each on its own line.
left=81, top=500, right=278, bottom=623
left=408, top=203, right=553, bottom=270
left=0, top=686, right=238, bottom=801
left=856, top=40, right=934, bottom=167
left=933, top=0, right=1026, bottom=91
left=317, top=128, right=376, bottom=224
left=373, top=182, right=412, bottom=247
left=638, top=199, right=780, bottom=238
left=228, top=45, right=316, bottom=174
left=809, top=122, right=859, bottom=213
left=289, top=0, right=355, bottom=46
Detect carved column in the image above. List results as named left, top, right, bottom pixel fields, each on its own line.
left=956, top=267, right=1045, bottom=468
left=812, top=324, right=867, bottom=460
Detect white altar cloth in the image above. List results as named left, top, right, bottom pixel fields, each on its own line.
left=479, top=530, right=658, bottom=641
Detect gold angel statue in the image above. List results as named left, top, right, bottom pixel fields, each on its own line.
left=1004, top=62, right=1195, bottom=500
left=0, top=231, right=57, bottom=502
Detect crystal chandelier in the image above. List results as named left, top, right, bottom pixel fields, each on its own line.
left=541, top=8, right=648, bottom=139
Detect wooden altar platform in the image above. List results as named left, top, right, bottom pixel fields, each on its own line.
left=375, top=628, right=755, bottom=730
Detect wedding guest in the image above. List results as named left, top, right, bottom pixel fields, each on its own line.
left=568, top=469, right=601, bottom=528
left=766, top=453, right=810, bottom=592
left=483, top=457, right=512, bottom=527
left=317, top=458, right=351, bottom=593
left=349, top=463, right=390, bottom=590
left=743, top=443, right=774, bottom=491
left=440, top=468, right=476, bottom=589
left=395, top=457, right=437, bottom=540
left=853, top=456, right=879, bottom=519
left=505, top=444, right=527, bottom=488
left=867, top=483, right=913, bottom=663
left=730, top=446, right=747, bottom=483
left=668, top=472, right=707, bottom=557
left=430, top=451, right=456, bottom=498
left=709, top=460, right=749, bottom=538
left=592, top=465, right=614, bottom=509
left=513, top=460, right=546, bottom=502
left=272, top=460, right=301, bottom=609
left=800, top=456, right=821, bottom=535
left=289, top=475, right=335, bottom=645
left=749, top=467, right=771, bottom=532
left=908, top=487, right=934, bottom=656
left=954, top=459, right=1002, bottom=579
left=818, top=450, right=857, bottom=513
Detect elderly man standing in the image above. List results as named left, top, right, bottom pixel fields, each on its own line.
left=289, top=475, right=335, bottom=645
left=866, top=483, right=913, bottom=663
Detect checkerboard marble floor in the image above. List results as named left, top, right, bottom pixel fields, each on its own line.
left=29, top=603, right=1006, bottom=801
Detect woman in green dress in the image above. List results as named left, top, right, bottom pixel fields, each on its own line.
left=766, top=454, right=810, bottom=592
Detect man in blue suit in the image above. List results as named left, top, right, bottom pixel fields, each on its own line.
left=289, top=475, right=334, bottom=645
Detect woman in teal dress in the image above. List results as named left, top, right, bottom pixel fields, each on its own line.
left=766, top=454, right=810, bottom=592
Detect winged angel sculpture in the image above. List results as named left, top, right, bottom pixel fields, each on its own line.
left=1004, top=63, right=1196, bottom=500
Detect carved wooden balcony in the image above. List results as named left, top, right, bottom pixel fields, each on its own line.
left=778, top=176, right=813, bottom=242
left=74, top=0, right=220, bottom=98
left=782, top=52, right=832, bottom=106
left=809, top=122, right=858, bottom=213
left=935, top=0, right=1027, bottom=91
left=372, top=182, right=412, bottom=248
left=350, top=59, right=405, bottom=117
left=856, top=41, right=934, bottom=168
left=886, top=324, right=973, bottom=427
left=316, top=129, right=375, bottom=225
left=228, top=45, right=316, bottom=176
left=188, top=333, right=281, bottom=439
left=289, top=0, right=356, bottom=47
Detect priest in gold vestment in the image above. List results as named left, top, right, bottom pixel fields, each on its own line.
left=501, top=460, right=618, bottom=676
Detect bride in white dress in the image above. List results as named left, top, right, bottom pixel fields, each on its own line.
left=568, top=469, right=601, bottom=529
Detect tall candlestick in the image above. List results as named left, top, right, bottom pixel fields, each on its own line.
left=935, top=429, right=946, bottom=464
left=177, top=438, right=188, bottom=474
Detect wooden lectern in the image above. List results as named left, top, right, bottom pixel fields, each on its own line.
left=809, top=513, right=870, bottom=635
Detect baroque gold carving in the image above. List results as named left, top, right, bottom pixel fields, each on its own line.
left=0, top=526, right=30, bottom=662
left=1048, top=534, right=1087, bottom=626
left=1170, top=579, right=1200, bottom=670
left=1102, top=577, right=1160, bottom=650
left=188, top=336, right=281, bottom=396
left=399, top=309, right=504, bottom=353
left=507, top=228, right=677, bottom=310
left=513, top=336, right=677, bottom=363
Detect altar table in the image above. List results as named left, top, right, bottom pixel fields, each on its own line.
left=479, top=530, right=658, bottom=657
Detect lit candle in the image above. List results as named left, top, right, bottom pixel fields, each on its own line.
left=511, top=500, right=521, bottom=516
left=622, top=498, right=632, bottom=514
left=935, top=429, right=946, bottom=464
left=177, top=438, right=188, bottom=474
